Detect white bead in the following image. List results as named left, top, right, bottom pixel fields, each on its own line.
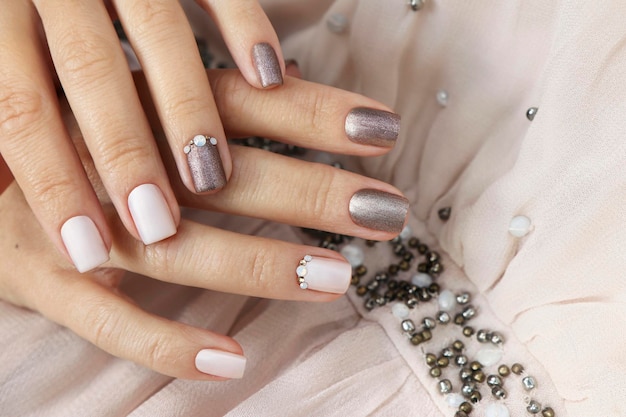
left=391, top=303, right=410, bottom=319
left=340, top=244, right=365, bottom=267
left=509, top=215, right=532, bottom=237
left=438, top=290, right=456, bottom=311
left=183, top=145, right=191, bottom=154
left=485, top=403, right=510, bottom=417
left=436, top=89, right=448, bottom=107
left=475, top=346, right=503, bottom=366
left=445, top=393, right=465, bottom=408
left=300, top=282, right=309, bottom=290
left=399, top=225, right=412, bottom=240
left=326, top=13, right=349, bottom=34
left=304, top=255, right=313, bottom=262
left=209, top=137, right=218, bottom=145
left=296, top=265, right=307, bottom=277
left=411, top=273, right=432, bottom=287
left=193, top=135, right=207, bottom=147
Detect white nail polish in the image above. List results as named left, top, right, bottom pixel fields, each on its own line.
left=60, top=216, right=109, bottom=273
left=195, top=349, right=247, bottom=379
left=128, top=184, right=176, bottom=245
left=297, top=256, right=352, bottom=294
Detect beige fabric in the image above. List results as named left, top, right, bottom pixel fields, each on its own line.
left=1, top=1, right=625, bottom=416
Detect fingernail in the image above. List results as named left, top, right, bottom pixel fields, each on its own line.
left=345, top=107, right=401, bottom=147
left=195, top=349, right=247, bottom=379
left=252, top=42, right=283, bottom=88
left=60, top=216, right=109, bottom=273
left=128, top=184, right=177, bottom=245
left=185, top=135, right=226, bottom=193
left=349, top=189, right=409, bottom=234
left=296, top=255, right=351, bottom=294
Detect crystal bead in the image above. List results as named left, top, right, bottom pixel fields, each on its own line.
left=193, top=135, right=207, bottom=147
left=326, top=13, right=349, bottom=34
left=438, top=290, right=456, bottom=311
left=209, top=137, right=218, bottom=145
left=446, top=393, right=465, bottom=408
left=438, top=379, right=453, bottom=394
left=183, top=145, right=191, bottom=154
left=437, top=311, right=451, bottom=324
left=485, top=403, right=510, bottom=417
left=299, top=282, right=308, bottom=290
left=304, top=255, right=312, bottom=262
left=527, top=400, right=542, bottom=414
left=391, top=303, right=410, bottom=319
left=296, top=266, right=307, bottom=277
left=411, top=273, right=432, bottom=287
left=509, top=215, right=532, bottom=237
left=436, top=89, right=449, bottom=107
left=340, top=244, right=364, bottom=267
left=522, top=376, right=537, bottom=390
left=526, top=107, right=538, bottom=121
left=456, top=292, right=470, bottom=304
left=475, top=346, right=503, bottom=366
left=401, top=319, right=416, bottom=333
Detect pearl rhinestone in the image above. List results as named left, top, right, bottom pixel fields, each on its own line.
left=304, top=255, right=312, bottom=262
left=412, top=273, right=433, bottom=287
left=436, top=89, right=449, bottom=107
left=183, top=145, right=191, bottom=154
left=475, top=347, right=503, bottom=366
left=326, top=13, right=349, bottom=33
left=391, top=303, right=410, bottom=319
left=296, top=265, right=307, bottom=277
left=485, top=403, right=510, bottom=417
left=438, top=290, right=456, bottom=311
left=340, top=244, right=365, bottom=267
left=446, top=393, right=465, bottom=408
left=509, top=215, right=532, bottom=237
left=193, top=135, right=207, bottom=147
left=209, top=137, right=218, bottom=145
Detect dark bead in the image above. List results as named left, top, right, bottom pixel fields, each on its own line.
left=456, top=292, right=471, bottom=304
left=436, top=357, right=450, bottom=368
left=406, top=297, right=418, bottom=308
left=462, top=305, right=477, bottom=320
left=542, top=407, right=555, bottom=417
left=491, top=386, right=507, bottom=399
left=490, top=332, right=504, bottom=345
left=390, top=236, right=402, bottom=244
left=511, top=363, right=524, bottom=375
left=408, top=237, right=420, bottom=248
left=418, top=288, right=432, bottom=302
left=417, top=243, right=429, bottom=254
left=454, top=313, right=466, bottom=325
left=365, top=240, right=377, bottom=247
left=462, top=326, right=475, bottom=337
left=498, top=365, right=510, bottom=377
left=356, top=286, right=368, bottom=296
left=366, top=280, right=379, bottom=291
left=406, top=285, right=418, bottom=295
left=399, top=260, right=411, bottom=271
left=452, top=340, right=464, bottom=352
left=402, top=252, right=414, bottom=262
left=472, top=370, right=486, bottom=383
left=393, top=244, right=406, bottom=256
left=526, top=107, right=538, bottom=121
left=459, top=368, right=473, bottom=381
left=422, top=329, right=432, bottom=341
left=331, top=234, right=344, bottom=244
left=469, top=361, right=482, bottom=372
left=487, top=374, right=503, bottom=387
left=387, top=280, right=399, bottom=290
left=455, top=355, right=468, bottom=367
left=476, top=329, right=489, bottom=343
left=428, top=263, right=443, bottom=276
left=429, top=367, right=442, bottom=378
left=437, top=311, right=451, bottom=324
left=462, top=383, right=476, bottom=397
left=469, top=391, right=482, bottom=404
left=459, top=401, right=473, bottom=414
left=350, top=275, right=360, bottom=286
left=364, top=298, right=376, bottom=310
left=410, top=333, right=424, bottom=345
left=401, top=319, right=416, bottom=333
left=428, top=283, right=440, bottom=294
left=426, top=251, right=440, bottom=263
left=438, top=207, right=451, bottom=221
left=374, top=272, right=389, bottom=282
left=455, top=412, right=469, bottom=417
left=387, top=264, right=400, bottom=275
left=438, top=379, right=453, bottom=394
left=396, top=290, right=408, bottom=300
left=374, top=296, right=387, bottom=306
left=326, top=243, right=338, bottom=251
left=417, top=262, right=429, bottom=273
left=527, top=400, right=542, bottom=414
left=355, top=265, right=367, bottom=276
left=423, top=317, right=436, bottom=329
left=425, top=353, right=437, bottom=367
left=441, top=347, right=454, bottom=358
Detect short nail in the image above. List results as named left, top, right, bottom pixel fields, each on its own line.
left=296, top=255, right=351, bottom=294
left=345, top=107, right=401, bottom=147
left=195, top=349, right=247, bottom=379
left=185, top=135, right=226, bottom=193
left=349, top=189, right=409, bottom=234
left=128, top=184, right=177, bottom=245
left=252, top=42, right=283, bottom=88
left=60, top=216, right=109, bottom=273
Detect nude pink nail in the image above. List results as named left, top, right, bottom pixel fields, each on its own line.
left=128, top=184, right=177, bottom=245
left=60, top=215, right=109, bottom=273
left=195, top=349, right=247, bottom=379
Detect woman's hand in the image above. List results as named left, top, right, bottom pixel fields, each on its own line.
left=0, top=69, right=407, bottom=380
left=0, top=0, right=291, bottom=272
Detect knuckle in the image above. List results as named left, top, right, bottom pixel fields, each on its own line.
left=83, top=297, right=120, bottom=348
left=303, top=89, right=332, bottom=135
left=95, top=134, right=149, bottom=174
left=126, top=1, right=178, bottom=38
left=28, top=170, right=78, bottom=212
left=162, top=93, right=209, bottom=129
left=248, top=247, right=273, bottom=293
left=144, top=332, right=178, bottom=370
left=56, top=31, right=116, bottom=84
left=301, top=166, right=335, bottom=220
left=0, top=85, right=46, bottom=138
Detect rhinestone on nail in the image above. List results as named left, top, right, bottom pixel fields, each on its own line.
left=296, top=255, right=313, bottom=290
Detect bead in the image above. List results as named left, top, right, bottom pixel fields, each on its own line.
left=422, top=329, right=432, bottom=341
left=418, top=288, right=431, bottom=302
left=498, top=365, right=510, bottom=377
left=526, top=107, right=538, bottom=121
left=485, top=403, right=510, bottom=417
left=459, top=368, right=473, bottom=381
left=399, top=260, right=411, bottom=271
left=511, top=363, right=524, bottom=375
left=209, top=137, right=218, bottom=146
left=527, top=400, right=542, bottom=414
left=461, top=383, right=476, bottom=397
left=455, top=412, right=469, bottom=417
left=459, top=402, right=473, bottom=414
left=365, top=239, right=377, bottom=247
left=299, top=282, right=308, bottom=290
left=430, top=367, right=442, bottom=378
left=364, top=298, right=376, bottom=310
left=417, top=243, right=429, bottom=254
left=436, top=89, right=449, bottom=107
left=477, top=329, right=489, bottom=343
left=446, top=393, right=465, bottom=408
left=355, top=265, right=367, bottom=276
left=461, top=305, right=477, bottom=320
left=402, top=251, right=414, bottom=262
left=428, top=283, right=440, bottom=294
left=426, top=251, right=440, bottom=263
left=438, top=207, right=451, bottom=221
left=462, top=326, right=475, bottom=337
left=399, top=225, right=413, bottom=240
left=356, top=286, right=368, bottom=296
left=437, top=311, right=451, bottom=324
left=522, top=376, right=537, bottom=390
left=438, top=379, right=453, bottom=394
left=423, top=317, right=437, bottom=329
left=350, top=275, right=360, bottom=286
left=374, top=295, right=387, bottom=306
left=391, top=303, right=410, bottom=319
left=408, top=0, right=425, bottom=11
left=475, top=346, right=503, bottom=366
left=509, top=215, right=532, bottom=237
left=487, top=374, right=503, bottom=387
left=452, top=340, right=464, bottom=352
left=428, top=262, right=444, bottom=275
left=408, top=237, right=420, bottom=248
left=455, top=355, right=468, bottom=367
left=406, top=297, right=418, bottom=308
left=491, top=386, right=507, bottom=399
left=401, top=319, right=416, bottom=333
left=410, top=333, right=424, bottom=345
left=366, top=280, right=379, bottom=291
left=393, top=244, right=406, bottom=256
left=438, top=290, right=456, bottom=311
left=374, top=272, right=389, bottom=282
left=340, top=244, right=364, bottom=267
left=412, top=273, right=432, bottom=287
left=469, top=390, right=482, bottom=404
left=296, top=265, right=307, bottom=277
left=456, top=292, right=471, bottom=304
left=425, top=353, right=437, bottom=367
left=326, top=13, right=349, bottom=33
left=417, top=262, right=429, bottom=273
left=472, top=370, right=486, bottom=383
left=454, top=313, right=466, bottom=325
left=469, top=361, right=482, bottom=371
left=490, top=332, right=504, bottom=345
left=441, top=347, right=454, bottom=358
left=193, top=135, right=207, bottom=147
left=183, top=145, right=191, bottom=154
left=436, top=357, right=450, bottom=368
left=542, top=407, right=555, bottom=417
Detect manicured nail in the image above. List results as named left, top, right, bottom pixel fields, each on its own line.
left=60, top=216, right=109, bottom=273
left=128, top=184, right=177, bottom=245
left=296, top=255, right=352, bottom=294
left=349, top=189, right=409, bottom=234
left=195, top=349, right=247, bottom=379
left=345, top=107, right=401, bottom=147
left=252, top=42, right=283, bottom=88
left=184, top=135, right=226, bottom=193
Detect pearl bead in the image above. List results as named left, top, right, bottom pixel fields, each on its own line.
left=485, top=403, right=510, bottom=417
left=438, top=290, right=456, bottom=311
left=340, top=244, right=364, bottom=267
left=392, top=303, right=410, bottom=319
left=411, top=273, right=432, bottom=287
left=399, top=225, right=413, bottom=240
left=475, top=346, right=503, bottom=366
left=509, top=215, right=532, bottom=237
left=193, top=135, right=207, bottom=147
left=436, top=89, right=449, bottom=107
left=445, top=393, right=465, bottom=408
left=326, top=13, right=349, bottom=33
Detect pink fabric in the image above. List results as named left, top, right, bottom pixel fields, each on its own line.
left=1, top=1, right=625, bottom=416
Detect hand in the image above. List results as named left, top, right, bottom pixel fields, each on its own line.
left=0, top=0, right=289, bottom=273
left=0, top=69, right=407, bottom=380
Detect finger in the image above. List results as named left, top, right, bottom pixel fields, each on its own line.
left=197, top=0, right=285, bottom=89
left=171, top=146, right=409, bottom=240
left=34, top=0, right=180, bottom=245
left=114, top=0, right=233, bottom=195
left=0, top=0, right=110, bottom=272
